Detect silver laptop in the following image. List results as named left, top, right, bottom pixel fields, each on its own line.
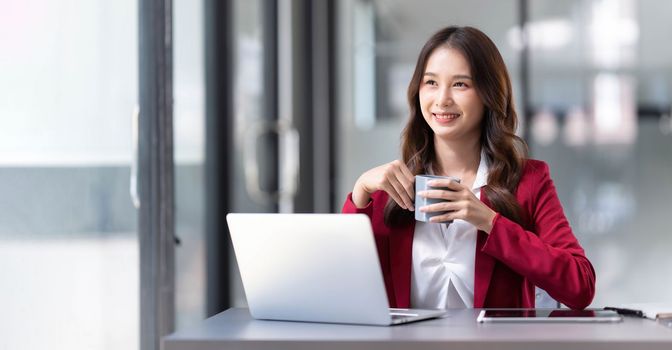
left=226, top=213, right=446, bottom=326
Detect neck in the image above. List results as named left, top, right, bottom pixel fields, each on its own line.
left=432, top=135, right=481, bottom=178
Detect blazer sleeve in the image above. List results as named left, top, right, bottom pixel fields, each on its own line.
left=341, top=192, right=374, bottom=218
left=481, top=162, right=596, bottom=309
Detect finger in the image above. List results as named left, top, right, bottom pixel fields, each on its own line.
left=429, top=211, right=459, bottom=223
left=420, top=201, right=459, bottom=213
left=388, top=175, right=414, bottom=210
left=429, top=214, right=452, bottom=223
left=394, top=171, right=415, bottom=206
left=418, top=189, right=459, bottom=201
left=428, top=179, right=464, bottom=191
left=391, top=160, right=415, bottom=202
left=397, top=161, right=415, bottom=183
left=382, top=182, right=407, bottom=210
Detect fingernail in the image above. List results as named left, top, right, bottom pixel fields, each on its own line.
left=409, top=206, right=415, bottom=211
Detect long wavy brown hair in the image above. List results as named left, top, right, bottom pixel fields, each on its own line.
left=384, top=26, right=528, bottom=227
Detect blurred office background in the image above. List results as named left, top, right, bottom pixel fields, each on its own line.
left=1, top=0, right=670, bottom=349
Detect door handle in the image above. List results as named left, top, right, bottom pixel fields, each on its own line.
left=242, top=119, right=299, bottom=205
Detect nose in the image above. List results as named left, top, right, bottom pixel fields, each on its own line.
left=435, top=86, right=454, bottom=107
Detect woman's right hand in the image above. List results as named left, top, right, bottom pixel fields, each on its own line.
left=352, top=160, right=415, bottom=210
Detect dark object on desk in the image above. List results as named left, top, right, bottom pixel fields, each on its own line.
left=604, top=307, right=645, bottom=318
left=606, top=303, right=672, bottom=320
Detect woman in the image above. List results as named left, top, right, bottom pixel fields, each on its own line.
left=342, top=26, right=595, bottom=310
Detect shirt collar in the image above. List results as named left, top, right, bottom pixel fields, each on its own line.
left=472, top=149, right=489, bottom=190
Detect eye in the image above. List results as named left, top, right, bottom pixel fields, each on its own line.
left=453, top=81, right=468, bottom=88
left=424, top=79, right=438, bottom=86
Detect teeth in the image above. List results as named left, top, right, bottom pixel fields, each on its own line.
left=434, top=113, right=460, bottom=119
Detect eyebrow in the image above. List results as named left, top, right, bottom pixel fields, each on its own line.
left=423, top=72, right=473, bottom=80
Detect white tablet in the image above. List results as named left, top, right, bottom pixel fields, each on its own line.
left=477, top=309, right=622, bottom=323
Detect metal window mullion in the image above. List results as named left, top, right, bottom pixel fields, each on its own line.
left=309, top=0, right=335, bottom=213
left=139, top=0, right=175, bottom=349
left=205, top=0, right=233, bottom=316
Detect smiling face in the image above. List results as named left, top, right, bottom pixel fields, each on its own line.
left=419, top=46, right=485, bottom=142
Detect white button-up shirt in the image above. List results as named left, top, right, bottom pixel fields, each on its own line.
left=410, top=152, right=489, bottom=309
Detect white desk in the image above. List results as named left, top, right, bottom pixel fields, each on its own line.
left=164, top=308, right=672, bottom=350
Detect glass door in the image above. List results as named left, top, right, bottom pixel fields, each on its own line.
left=173, top=0, right=207, bottom=331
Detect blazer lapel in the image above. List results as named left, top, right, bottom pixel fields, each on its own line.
left=389, top=220, right=415, bottom=307
left=474, top=190, right=496, bottom=308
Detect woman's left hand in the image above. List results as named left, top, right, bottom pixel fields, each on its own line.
left=418, top=179, right=498, bottom=233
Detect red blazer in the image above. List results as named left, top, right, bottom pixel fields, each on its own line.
left=342, top=159, right=595, bottom=310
